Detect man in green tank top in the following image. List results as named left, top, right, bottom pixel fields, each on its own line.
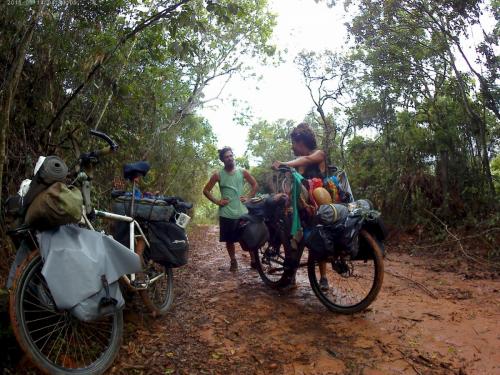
left=203, top=147, right=258, bottom=271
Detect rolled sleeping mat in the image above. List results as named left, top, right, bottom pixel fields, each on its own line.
left=38, top=156, right=68, bottom=184
left=22, top=156, right=68, bottom=212
left=316, top=203, right=349, bottom=225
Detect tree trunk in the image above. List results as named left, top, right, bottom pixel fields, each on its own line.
left=423, top=7, right=496, bottom=196
left=0, top=4, right=44, bottom=207
left=438, top=149, right=449, bottom=212
left=316, top=105, right=334, bottom=165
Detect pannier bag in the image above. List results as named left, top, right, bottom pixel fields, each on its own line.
left=239, top=219, right=269, bottom=251
left=38, top=225, right=142, bottom=322
left=146, top=221, right=189, bottom=267
left=304, top=225, right=334, bottom=257
left=354, top=211, right=387, bottom=260
left=245, top=197, right=268, bottom=218
left=25, top=182, right=83, bottom=230
left=306, top=214, right=364, bottom=258
left=112, top=196, right=175, bottom=221
left=246, top=194, right=287, bottom=220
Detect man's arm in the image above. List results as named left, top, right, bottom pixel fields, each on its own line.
left=241, top=169, right=258, bottom=201
left=203, top=172, right=228, bottom=206
left=273, top=150, right=325, bottom=169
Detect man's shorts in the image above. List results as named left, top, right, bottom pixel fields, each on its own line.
left=219, top=216, right=240, bottom=243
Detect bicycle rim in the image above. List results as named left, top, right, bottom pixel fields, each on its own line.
left=139, top=262, right=174, bottom=316
left=255, top=241, right=288, bottom=288
left=307, top=230, right=384, bottom=314
left=10, top=252, right=123, bottom=375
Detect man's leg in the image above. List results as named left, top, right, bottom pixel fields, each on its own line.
left=226, top=242, right=238, bottom=271
left=239, top=242, right=257, bottom=269
left=220, top=216, right=238, bottom=271
left=319, top=261, right=329, bottom=290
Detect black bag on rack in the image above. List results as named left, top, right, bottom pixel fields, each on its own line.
left=110, top=195, right=175, bottom=248
left=111, top=196, right=175, bottom=222
left=145, top=222, right=189, bottom=268
left=306, top=214, right=364, bottom=259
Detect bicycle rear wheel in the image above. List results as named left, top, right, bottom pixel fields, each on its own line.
left=139, top=261, right=174, bottom=317
left=307, top=230, right=384, bottom=314
left=9, top=251, right=123, bottom=375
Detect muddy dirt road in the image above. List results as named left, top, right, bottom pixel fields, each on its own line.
left=7, top=225, right=499, bottom=375
left=103, top=225, right=499, bottom=375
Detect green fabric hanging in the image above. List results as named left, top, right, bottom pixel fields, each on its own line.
left=291, top=170, right=304, bottom=236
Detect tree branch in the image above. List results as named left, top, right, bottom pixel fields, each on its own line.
left=46, top=0, right=192, bottom=131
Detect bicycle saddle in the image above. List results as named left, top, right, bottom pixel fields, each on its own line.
left=123, top=161, right=150, bottom=181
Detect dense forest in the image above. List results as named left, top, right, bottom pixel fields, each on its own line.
left=1, top=0, right=499, bottom=264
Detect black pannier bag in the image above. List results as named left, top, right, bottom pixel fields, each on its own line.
left=354, top=214, right=387, bottom=260
left=111, top=195, right=175, bottom=248
left=145, top=221, right=189, bottom=268
left=304, top=225, right=334, bottom=257
left=306, top=214, right=364, bottom=259
left=239, top=218, right=269, bottom=250
left=237, top=194, right=284, bottom=251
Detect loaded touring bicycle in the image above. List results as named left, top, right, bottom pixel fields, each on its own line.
left=239, top=164, right=386, bottom=314
left=5, top=130, right=191, bottom=374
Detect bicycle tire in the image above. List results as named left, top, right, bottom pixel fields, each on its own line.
left=9, top=251, right=123, bottom=375
left=139, top=262, right=174, bottom=317
left=254, top=240, right=290, bottom=288
left=307, top=229, right=384, bottom=314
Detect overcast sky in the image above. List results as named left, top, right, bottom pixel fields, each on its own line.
left=197, top=0, right=497, bottom=159
left=198, top=0, right=347, bottom=157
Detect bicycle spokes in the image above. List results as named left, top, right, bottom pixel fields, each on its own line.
left=16, top=254, right=121, bottom=371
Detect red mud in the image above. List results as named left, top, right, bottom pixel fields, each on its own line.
left=110, top=225, right=499, bottom=375
left=9, top=224, right=500, bottom=374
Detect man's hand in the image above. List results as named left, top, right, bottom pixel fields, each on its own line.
left=240, top=196, right=248, bottom=203
left=272, top=161, right=283, bottom=170
left=218, top=198, right=230, bottom=206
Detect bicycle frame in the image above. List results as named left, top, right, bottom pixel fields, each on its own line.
left=77, top=164, right=155, bottom=287
left=82, top=208, right=151, bottom=283
left=72, top=139, right=177, bottom=304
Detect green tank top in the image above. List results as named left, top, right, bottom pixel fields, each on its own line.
left=219, top=168, right=248, bottom=219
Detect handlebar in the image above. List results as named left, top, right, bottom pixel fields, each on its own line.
left=276, top=164, right=294, bottom=173
left=89, top=130, right=118, bottom=151
left=79, top=131, right=118, bottom=166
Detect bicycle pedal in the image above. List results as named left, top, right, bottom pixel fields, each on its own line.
left=130, top=280, right=148, bottom=290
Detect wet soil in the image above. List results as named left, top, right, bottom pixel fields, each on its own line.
left=4, top=225, right=500, bottom=374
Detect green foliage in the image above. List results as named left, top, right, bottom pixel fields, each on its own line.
left=286, top=0, right=500, bottom=228
left=246, top=119, right=295, bottom=192
left=0, top=0, right=276, bottom=218
left=492, top=156, right=500, bottom=194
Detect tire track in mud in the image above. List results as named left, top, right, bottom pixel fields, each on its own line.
left=109, top=225, right=500, bottom=375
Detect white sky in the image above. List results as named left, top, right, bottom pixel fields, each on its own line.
left=198, top=0, right=348, bottom=157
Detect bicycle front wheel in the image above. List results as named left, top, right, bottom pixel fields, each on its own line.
left=307, top=230, right=384, bottom=314
left=254, top=240, right=290, bottom=288
left=139, top=262, right=174, bottom=317
left=10, top=251, right=123, bottom=375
